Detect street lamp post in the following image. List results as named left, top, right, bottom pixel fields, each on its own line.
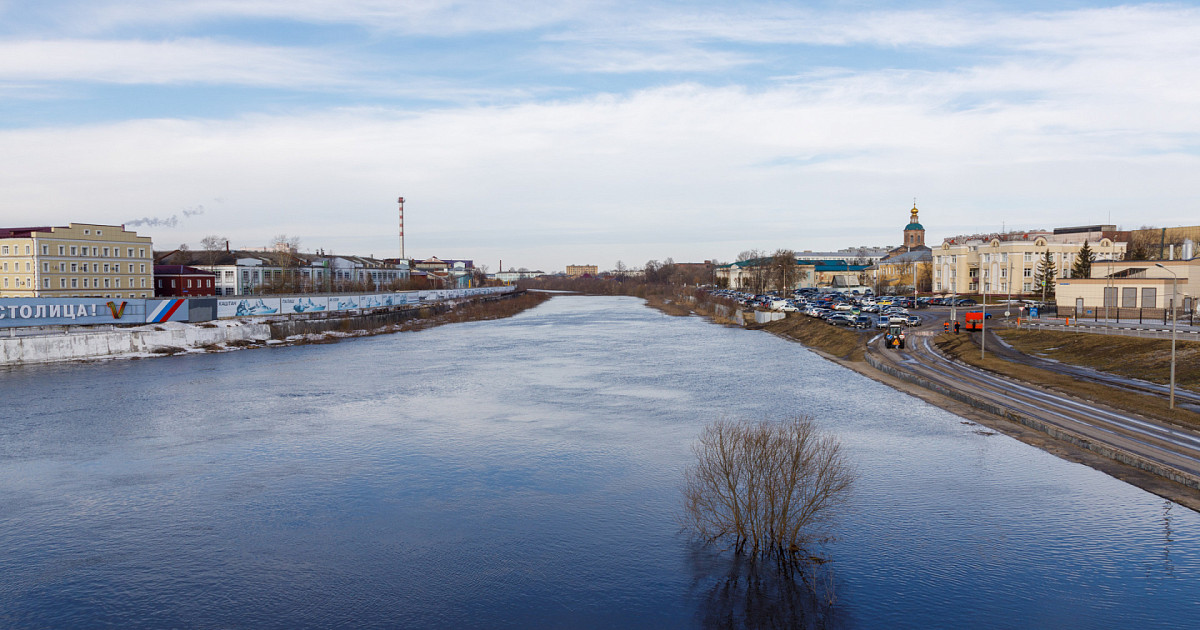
left=1155, top=263, right=1178, bottom=409
left=981, top=275, right=987, bottom=360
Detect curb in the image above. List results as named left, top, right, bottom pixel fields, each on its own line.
left=864, top=350, right=1200, bottom=492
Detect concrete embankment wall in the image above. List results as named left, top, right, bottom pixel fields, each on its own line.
left=0, top=322, right=272, bottom=365
left=864, top=351, right=1200, bottom=491
left=0, top=292, right=524, bottom=366
left=266, top=301, right=455, bottom=338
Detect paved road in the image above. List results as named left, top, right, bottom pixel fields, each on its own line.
left=869, top=328, right=1200, bottom=484
left=910, top=306, right=1200, bottom=407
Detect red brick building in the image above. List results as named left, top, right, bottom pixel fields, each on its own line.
left=154, top=265, right=216, bottom=297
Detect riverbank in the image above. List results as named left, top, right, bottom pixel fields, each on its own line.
left=675, top=307, right=1200, bottom=512
left=0, top=290, right=549, bottom=366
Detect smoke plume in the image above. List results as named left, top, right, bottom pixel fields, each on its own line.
left=125, top=205, right=205, bottom=228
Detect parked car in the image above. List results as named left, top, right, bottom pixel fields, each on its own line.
left=876, top=316, right=891, bottom=329
left=827, top=314, right=855, bottom=326
left=852, top=315, right=874, bottom=329
left=905, top=315, right=922, bottom=327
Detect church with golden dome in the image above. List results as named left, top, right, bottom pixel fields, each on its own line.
left=869, top=204, right=933, bottom=293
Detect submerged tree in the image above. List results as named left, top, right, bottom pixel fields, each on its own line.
left=682, top=416, right=854, bottom=569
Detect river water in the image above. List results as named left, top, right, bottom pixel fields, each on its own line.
left=2, top=295, right=1198, bottom=628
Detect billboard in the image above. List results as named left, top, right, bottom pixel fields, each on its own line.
left=281, top=296, right=328, bottom=313
left=217, top=298, right=282, bottom=318
left=146, top=299, right=190, bottom=323
left=0, top=298, right=147, bottom=328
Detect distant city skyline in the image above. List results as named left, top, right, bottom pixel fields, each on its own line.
left=2, top=1, right=1199, bottom=271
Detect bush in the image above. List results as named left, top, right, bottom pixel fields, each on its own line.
left=682, top=416, right=854, bottom=565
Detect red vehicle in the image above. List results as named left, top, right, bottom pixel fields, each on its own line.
left=963, top=311, right=992, bottom=331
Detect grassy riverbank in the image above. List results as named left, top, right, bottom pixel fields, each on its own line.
left=760, top=315, right=868, bottom=362
left=996, top=329, right=1200, bottom=391
left=936, top=331, right=1200, bottom=428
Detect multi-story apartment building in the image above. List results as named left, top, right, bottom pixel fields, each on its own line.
left=933, top=225, right=1125, bottom=295
left=0, top=223, right=154, bottom=298
left=565, top=265, right=598, bottom=277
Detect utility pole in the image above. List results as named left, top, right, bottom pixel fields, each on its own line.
left=981, top=276, right=987, bottom=360
left=398, top=196, right=406, bottom=261
left=1156, top=263, right=1178, bottom=409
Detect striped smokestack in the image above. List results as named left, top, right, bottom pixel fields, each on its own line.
left=398, top=196, right=405, bottom=260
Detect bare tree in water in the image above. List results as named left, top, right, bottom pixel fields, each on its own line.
left=682, top=416, right=854, bottom=571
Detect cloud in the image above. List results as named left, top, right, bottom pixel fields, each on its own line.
left=1, top=66, right=1198, bottom=268
left=32, top=0, right=597, bottom=36
left=0, top=38, right=350, bottom=87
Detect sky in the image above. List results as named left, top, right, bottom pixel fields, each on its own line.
left=1, top=1, right=1199, bottom=272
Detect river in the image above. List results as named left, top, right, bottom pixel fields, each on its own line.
left=1, top=295, right=1198, bottom=628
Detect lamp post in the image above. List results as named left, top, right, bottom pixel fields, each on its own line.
left=981, top=275, right=987, bottom=360
left=1155, top=263, right=1178, bottom=409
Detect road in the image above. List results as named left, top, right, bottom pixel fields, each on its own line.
left=868, top=321, right=1200, bottom=486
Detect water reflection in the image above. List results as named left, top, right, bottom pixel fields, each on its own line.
left=689, top=546, right=843, bottom=630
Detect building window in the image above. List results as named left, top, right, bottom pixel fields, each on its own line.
left=1024, top=253, right=1033, bottom=262
left=92, top=247, right=98, bottom=256
left=1, top=246, right=8, bottom=255
left=129, top=264, right=134, bottom=273
left=82, top=278, right=89, bottom=288
left=42, top=262, right=48, bottom=272
left=71, top=246, right=77, bottom=256
left=42, top=245, right=49, bottom=255
left=3, top=278, right=7, bottom=288
left=44, top=278, right=50, bottom=288
left=71, top=278, right=77, bottom=288
left=139, top=248, right=145, bottom=258
left=1103, top=287, right=1118, bottom=308
left=127, top=248, right=134, bottom=257
left=97, top=230, right=102, bottom=235
left=59, top=246, right=64, bottom=255
left=1122, top=287, right=1137, bottom=308
left=115, top=279, right=121, bottom=288
left=104, top=278, right=110, bottom=288
left=70, top=263, right=77, bottom=272
left=140, top=263, right=145, bottom=273
left=84, top=229, right=90, bottom=234
left=140, top=278, right=146, bottom=288
left=1142, top=287, right=1157, bottom=308
left=171, top=279, right=176, bottom=288
left=104, top=247, right=110, bottom=257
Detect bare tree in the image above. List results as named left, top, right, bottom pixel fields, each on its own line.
left=682, top=416, right=854, bottom=568
left=200, top=234, right=227, bottom=266
left=271, top=234, right=301, bottom=254
left=768, top=249, right=804, bottom=292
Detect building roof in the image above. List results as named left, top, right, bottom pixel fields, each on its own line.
left=153, top=264, right=215, bottom=276
left=877, top=249, right=933, bottom=264
left=0, top=227, right=54, bottom=238
left=905, top=222, right=924, bottom=231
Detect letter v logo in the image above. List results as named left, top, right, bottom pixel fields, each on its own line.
left=106, top=301, right=127, bottom=319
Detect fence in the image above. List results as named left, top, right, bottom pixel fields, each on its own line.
left=1060, top=304, right=1198, bottom=326
left=0, top=287, right=514, bottom=330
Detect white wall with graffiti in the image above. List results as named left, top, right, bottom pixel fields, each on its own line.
left=0, top=287, right=515, bottom=328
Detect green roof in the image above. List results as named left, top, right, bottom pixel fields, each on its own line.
left=905, top=222, right=924, bottom=231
